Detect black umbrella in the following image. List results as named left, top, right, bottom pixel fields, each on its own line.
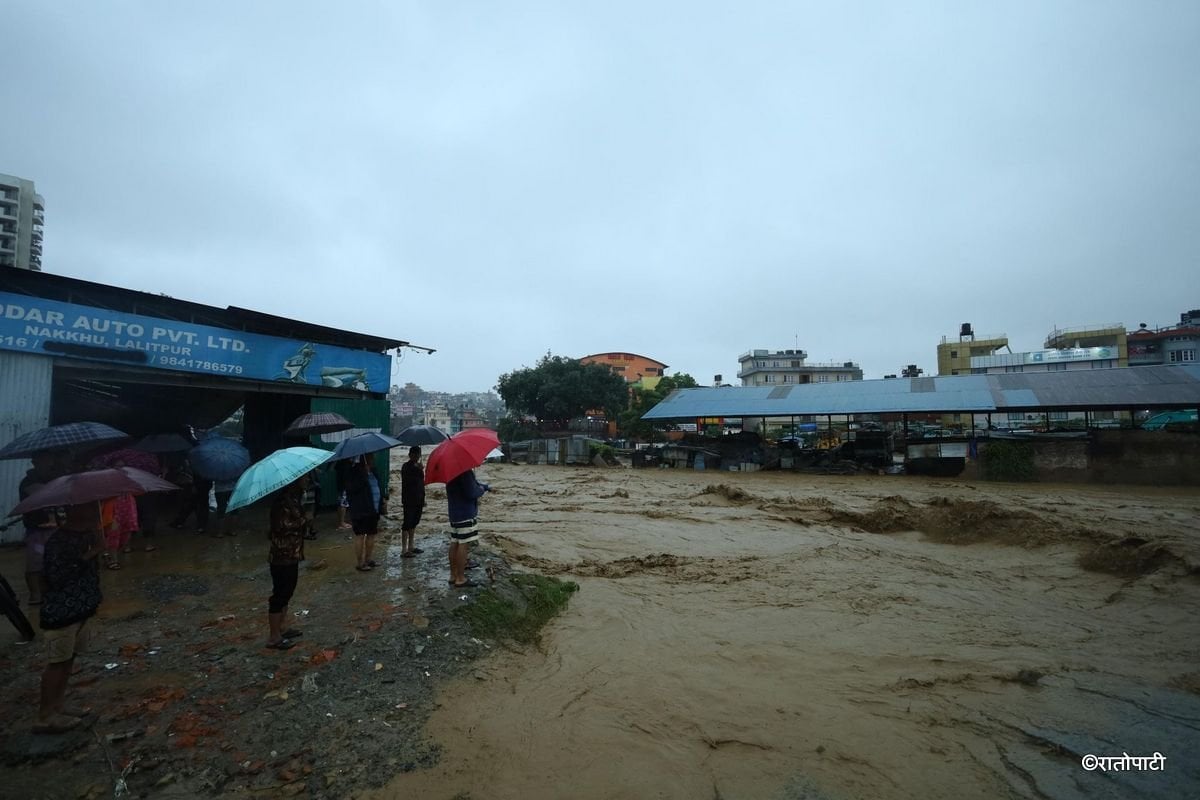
left=395, top=425, right=450, bottom=446
left=330, top=432, right=404, bottom=461
left=0, top=422, right=129, bottom=461
left=133, top=433, right=195, bottom=453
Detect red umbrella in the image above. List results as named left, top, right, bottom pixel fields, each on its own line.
left=424, top=429, right=500, bottom=485
left=9, top=467, right=179, bottom=516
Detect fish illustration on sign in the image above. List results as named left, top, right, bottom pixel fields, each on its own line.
left=277, top=343, right=317, bottom=383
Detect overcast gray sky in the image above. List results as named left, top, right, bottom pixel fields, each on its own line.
left=4, top=2, right=1198, bottom=392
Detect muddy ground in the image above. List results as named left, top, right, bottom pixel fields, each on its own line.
left=3, top=461, right=1200, bottom=799
left=0, top=466, right=513, bottom=800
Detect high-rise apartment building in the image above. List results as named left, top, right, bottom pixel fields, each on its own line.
left=0, top=173, right=45, bottom=271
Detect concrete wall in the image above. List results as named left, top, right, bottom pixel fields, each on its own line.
left=979, top=431, right=1200, bottom=485
left=1086, top=430, right=1200, bottom=485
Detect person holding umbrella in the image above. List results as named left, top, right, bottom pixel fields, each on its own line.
left=446, top=468, right=490, bottom=588
left=9, top=465, right=178, bottom=734
left=266, top=478, right=307, bottom=650
left=346, top=452, right=387, bottom=572
left=224, top=446, right=333, bottom=650
left=399, top=446, right=425, bottom=558
left=18, top=451, right=65, bottom=605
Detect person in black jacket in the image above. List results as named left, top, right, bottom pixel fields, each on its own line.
left=399, top=447, right=425, bottom=558
left=345, top=452, right=387, bottom=572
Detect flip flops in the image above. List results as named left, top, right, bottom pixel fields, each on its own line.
left=356, top=564, right=373, bottom=572
left=281, top=628, right=303, bottom=639
left=265, top=639, right=295, bottom=651
left=453, top=580, right=481, bottom=589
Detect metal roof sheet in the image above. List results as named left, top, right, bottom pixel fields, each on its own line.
left=642, top=365, right=1200, bottom=419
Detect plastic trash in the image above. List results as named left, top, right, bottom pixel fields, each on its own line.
left=302, top=673, right=319, bottom=693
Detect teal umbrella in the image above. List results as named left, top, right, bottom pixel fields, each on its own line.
left=226, top=447, right=332, bottom=513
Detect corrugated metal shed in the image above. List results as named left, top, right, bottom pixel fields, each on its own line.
left=642, top=365, right=1200, bottom=420
left=0, top=351, right=53, bottom=543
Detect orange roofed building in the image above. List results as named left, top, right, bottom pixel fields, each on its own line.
left=579, top=352, right=669, bottom=387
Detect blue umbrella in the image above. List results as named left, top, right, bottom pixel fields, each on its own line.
left=330, top=432, right=403, bottom=462
left=227, top=447, right=332, bottom=512
left=189, top=437, right=251, bottom=481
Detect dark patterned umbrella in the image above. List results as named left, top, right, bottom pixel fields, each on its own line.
left=9, top=467, right=178, bottom=516
left=0, top=422, right=129, bottom=461
left=285, top=412, right=355, bottom=437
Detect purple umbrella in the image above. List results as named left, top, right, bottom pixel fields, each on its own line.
left=9, top=467, right=179, bottom=516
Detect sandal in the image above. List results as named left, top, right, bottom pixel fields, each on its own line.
left=411, top=547, right=424, bottom=554
left=356, top=564, right=373, bottom=572
left=453, top=580, right=481, bottom=589
left=143, top=544, right=157, bottom=552
left=400, top=551, right=415, bottom=559
left=281, top=628, right=304, bottom=639
left=366, top=560, right=378, bottom=568
left=265, top=639, right=295, bottom=651
left=106, top=561, right=122, bottom=570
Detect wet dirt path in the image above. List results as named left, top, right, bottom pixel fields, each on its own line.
left=375, top=465, right=1200, bottom=800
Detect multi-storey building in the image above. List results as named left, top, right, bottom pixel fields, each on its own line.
left=580, top=352, right=669, bottom=386
left=936, top=324, right=1009, bottom=376
left=737, top=349, right=862, bottom=386
left=0, top=173, right=45, bottom=271
left=1127, top=309, right=1199, bottom=366
left=1043, top=322, right=1127, bottom=366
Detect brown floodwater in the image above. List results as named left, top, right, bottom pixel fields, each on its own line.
left=370, top=464, right=1200, bottom=800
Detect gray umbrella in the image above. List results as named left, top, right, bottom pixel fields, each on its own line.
left=395, top=425, right=450, bottom=446
left=330, top=432, right=403, bottom=461
left=0, top=421, right=129, bottom=460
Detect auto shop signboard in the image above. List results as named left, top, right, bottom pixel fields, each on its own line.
left=0, top=292, right=390, bottom=391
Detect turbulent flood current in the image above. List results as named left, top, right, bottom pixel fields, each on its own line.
left=374, top=464, right=1200, bottom=800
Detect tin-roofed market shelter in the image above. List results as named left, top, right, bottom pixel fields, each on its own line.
left=642, top=367, right=1200, bottom=423
left=0, top=269, right=412, bottom=541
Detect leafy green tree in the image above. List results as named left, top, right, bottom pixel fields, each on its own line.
left=496, top=353, right=629, bottom=428
left=619, top=373, right=699, bottom=440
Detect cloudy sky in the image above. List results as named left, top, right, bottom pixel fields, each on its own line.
left=5, top=2, right=1198, bottom=392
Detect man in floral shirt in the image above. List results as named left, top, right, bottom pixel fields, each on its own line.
left=36, top=502, right=105, bottom=734
left=266, top=478, right=307, bottom=650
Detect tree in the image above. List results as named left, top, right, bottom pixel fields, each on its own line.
left=619, top=373, right=699, bottom=440
left=496, top=353, right=629, bottom=428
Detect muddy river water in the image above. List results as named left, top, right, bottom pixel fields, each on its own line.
left=374, top=464, right=1200, bottom=800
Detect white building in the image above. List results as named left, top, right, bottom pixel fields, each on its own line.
left=969, top=346, right=1119, bottom=374
left=737, top=349, right=863, bottom=387
left=0, top=173, right=45, bottom=271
